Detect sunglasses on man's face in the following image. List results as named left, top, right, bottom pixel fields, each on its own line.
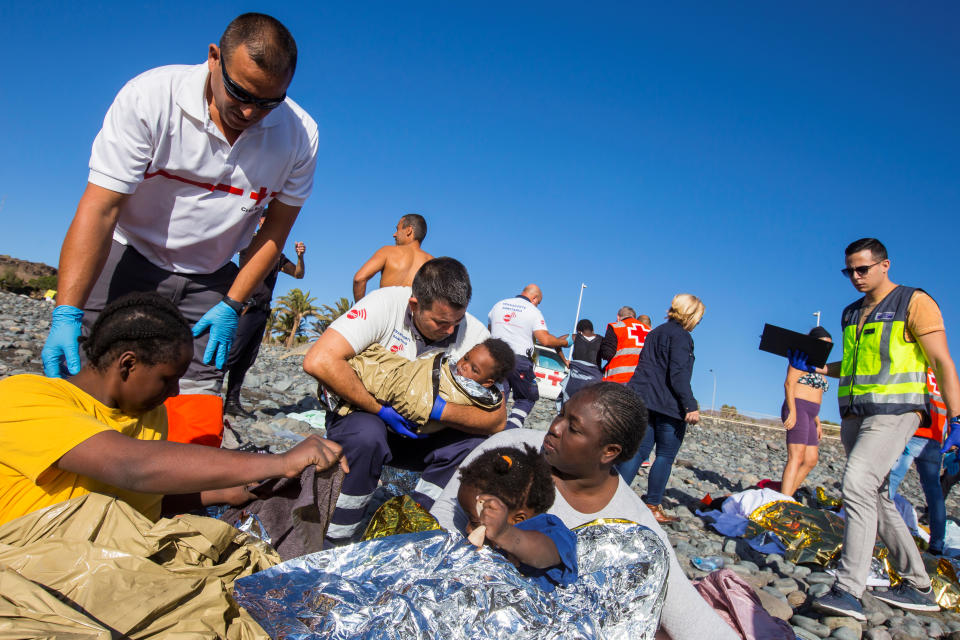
left=220, top=58, right=286, bottom=110
left=840, top=261, right=882, bottom=279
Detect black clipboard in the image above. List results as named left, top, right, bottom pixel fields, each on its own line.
left=759, top=323, right=833, bottom=368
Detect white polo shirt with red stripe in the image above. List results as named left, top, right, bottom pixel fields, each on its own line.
left=330, top=287, right=489, bottom=363
left=88, top=63, right=319, bottom=274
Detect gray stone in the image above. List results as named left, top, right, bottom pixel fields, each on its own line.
left=774, top=577, right=800, bottom=594
left=807, top=572, right=837, bottom=585
left=794, top=626, right=823, bottom=640
left=755, top=587, right=794, bottom=621
left=863, top=630, right=892, bottom=640
left=831, top=627, right=860, bottom=640
left=245, top=374, right=262, bottom=388
left=809, top=583, right=831, bottom=598
left=792, top=614, right=831, bottom=637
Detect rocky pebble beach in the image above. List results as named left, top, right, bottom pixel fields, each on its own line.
left=4, top=288, right=960, bottom=638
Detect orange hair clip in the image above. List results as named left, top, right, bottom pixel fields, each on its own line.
left=501, top=455, right=513, bottom=467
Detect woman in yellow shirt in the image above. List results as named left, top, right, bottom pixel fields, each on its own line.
left=0, top=292, right=348, bottom=526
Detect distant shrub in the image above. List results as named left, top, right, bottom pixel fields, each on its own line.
left=0, top=269, right=57, bottom=297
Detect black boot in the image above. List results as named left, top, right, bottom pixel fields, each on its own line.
left=224, top=395, right=255, bottom=419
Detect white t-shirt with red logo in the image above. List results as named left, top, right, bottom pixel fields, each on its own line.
left=487, top=296, right=546, bottom=356
left=88, top=63, right=319, bottom=274
left=330, top=287, right=489, bottom=362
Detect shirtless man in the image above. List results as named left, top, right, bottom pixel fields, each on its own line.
left=353, top=214, right=433, bottom=300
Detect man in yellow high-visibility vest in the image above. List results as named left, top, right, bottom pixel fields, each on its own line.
left=805, top=238, right=960, bottom=620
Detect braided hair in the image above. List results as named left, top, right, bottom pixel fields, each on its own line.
left=578, top=382, right=648, bottom=464
left=82, top=292, right=193, bottom=371
left=458, top=443, right=555, bottom=514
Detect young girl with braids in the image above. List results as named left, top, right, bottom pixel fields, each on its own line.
left=0, top=292, right=348, bottom=527
left=456, top=443, right=578, bottom=592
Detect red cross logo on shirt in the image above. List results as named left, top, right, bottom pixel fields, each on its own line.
left=627, top=324, right=647, bottom=347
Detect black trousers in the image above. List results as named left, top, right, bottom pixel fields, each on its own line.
left=224, top=306, right=270, bottom=403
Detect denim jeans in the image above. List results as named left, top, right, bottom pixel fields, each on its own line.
left=888, top=435, right=946, bottom=551
left=617, top=410, right=686, bottom=505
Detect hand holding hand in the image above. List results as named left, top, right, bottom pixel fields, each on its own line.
left=41, top=305, right=84, bottom=377
left=559, top=334, right=571, bottom=347
left=281, top=434, right=349, bottom=476
left=476, top=494, right=510, bottom=544
left=787, top=349, right=816, bottom=373
left=193, top=299, right=240, bottom=369
left=377, top=405, right=426, bottom=439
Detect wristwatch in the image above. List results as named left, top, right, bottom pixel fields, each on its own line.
left=221, top=295, right=244, bottom=314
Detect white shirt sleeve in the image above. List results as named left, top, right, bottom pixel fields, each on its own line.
left=88, top=76, right=156, bottom=194
left=326, top=289, right=398, bottom=355
left=275, top=105, right=319, bottom=207
left=534, top=306, right=547, bottom=332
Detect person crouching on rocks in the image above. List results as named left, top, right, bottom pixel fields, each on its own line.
left=0, top=292, right=348, bottom=527
left=457, top=443, right=578, bottom=592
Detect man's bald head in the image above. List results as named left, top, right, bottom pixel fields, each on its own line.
left=617, top=306, right=636, bottom=320
left=638, top=314, right=652, bottom=326
left=522, top=284, right=543, bottom=306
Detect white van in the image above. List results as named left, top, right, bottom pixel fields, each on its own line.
left=532, top=345, right=569, bottom=401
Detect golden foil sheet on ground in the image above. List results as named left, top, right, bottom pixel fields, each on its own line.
left=745, top=500, right=845, bottom=566
left=815, top=486, right=843, bottom=509
left=362, top=495, right=441, bottom=541
left=234, top=521, right=669, bottom=639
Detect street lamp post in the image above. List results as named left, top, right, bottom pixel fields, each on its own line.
left=813, top=310, right=821, bottom=327
left=709, top=368, right=717, bottom=414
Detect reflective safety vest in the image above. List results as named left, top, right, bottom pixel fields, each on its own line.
left=915, top=369, right=948, bottom=442
left=838, top=285, right=929, bottom=418
left=602, top=318, right=650, bottom=383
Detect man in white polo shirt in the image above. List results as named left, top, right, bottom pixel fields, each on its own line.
left=488, top=284, right=569, bottom=428
left=40, top=13, right=318, bottom=445
left=304, top=257, right=505, bottom=544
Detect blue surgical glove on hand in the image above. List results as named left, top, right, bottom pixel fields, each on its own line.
left=941, top=419, right=960, bottom=454
left=192, top=300, right=240, bottom=369
left=377, top=405, right=425, bottom=439
left=787, top=349, right=816, bottom=373
left=429, top=397, right=447, bottom=422
left=41, top=305, right=84, bottom=378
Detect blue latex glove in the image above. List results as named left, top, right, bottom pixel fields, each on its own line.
left=41, top=305, right=84, bottom=378
left=430, top=396, right=447, bottom=421
left=787, top=349, right=816, bottom=373
left=941, top=419, right=960, bottom=453
left=377, top=405, right=426, bottom=439
left=192, top=300, right=240, bottom=369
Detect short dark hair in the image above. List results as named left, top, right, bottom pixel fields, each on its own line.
left=480, top=338, right=515, bottom=382
left=844, top=238, right=887, bottom=262
left=576, top=382, right=647, bottom=464
left=82, top=292, right=193, bottom=371
left=411, top=257, right=472, bottom=309
left=809, top=326, right=832, bottom=340
left=576, top=318, right=593, bottom=333
left=400, top=214, right=428, bottom=243
left=458, top=444, right=555, bottom=514
left=220, top=13, right=297, bottom=78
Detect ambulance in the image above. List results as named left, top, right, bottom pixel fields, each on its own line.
left=532, top=345, right=568, bottom=401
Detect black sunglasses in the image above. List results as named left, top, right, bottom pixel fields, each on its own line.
left=841, top=261, right=882, bottom=278
left=220, top=58, right=286, bottom=110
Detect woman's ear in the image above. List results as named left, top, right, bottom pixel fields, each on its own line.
left=600, top=444, right=622, bottom=466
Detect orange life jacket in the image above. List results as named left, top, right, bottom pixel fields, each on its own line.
left=164, top=394, right=224, bottom=448
left=915, top=368, right=947, bottom=442
left=602, top=318, right=650, bottom=383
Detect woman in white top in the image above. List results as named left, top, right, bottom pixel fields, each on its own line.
left=431, top=383, right=738, bottom=640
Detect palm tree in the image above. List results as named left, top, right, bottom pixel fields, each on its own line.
left=311, top=296, right=353, bottom=337
left=275, top=288, right=318, bottom=348
left=262, top=307, right=281, bottom=344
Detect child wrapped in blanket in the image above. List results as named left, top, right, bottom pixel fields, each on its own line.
left=457, top=443, right=578, bottom=592
left=323, top=338, right=515, bottom=434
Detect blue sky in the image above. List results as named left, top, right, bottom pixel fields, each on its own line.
left=2, top=2, right=958, bottom=422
